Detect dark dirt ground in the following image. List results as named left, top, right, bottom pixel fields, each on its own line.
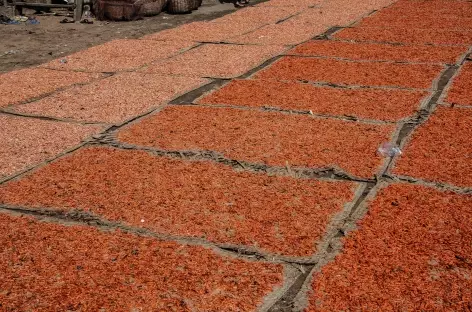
left=0, top=0, right=263, bottom=73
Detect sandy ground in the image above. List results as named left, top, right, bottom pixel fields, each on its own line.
left=0, top=0, right=249, bottom=73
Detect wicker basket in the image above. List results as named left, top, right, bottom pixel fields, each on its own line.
left=96, top=0, right=137, bottom=20
left=166, top=0, right=192, bottom=13
left=189, top=0, right=201, bottom=10
left=136, top=0, right=167, bottom=16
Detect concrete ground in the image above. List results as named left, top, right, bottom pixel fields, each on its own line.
left=1, top=0, right=472, bottom=311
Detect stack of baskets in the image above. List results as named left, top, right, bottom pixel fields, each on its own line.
left=94, top=0, right=201, bottom=20
left=95, top=0, right=166, bottom=20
